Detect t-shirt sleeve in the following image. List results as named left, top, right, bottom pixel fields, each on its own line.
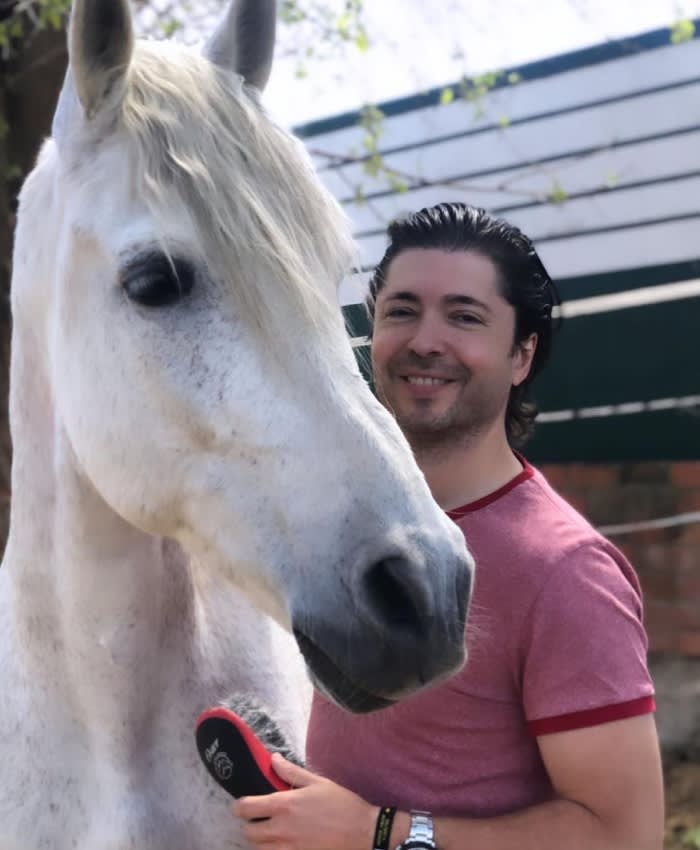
left=521, top=539, right=655, bottom=737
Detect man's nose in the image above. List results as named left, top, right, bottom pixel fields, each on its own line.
left=409, top=316, right=446, bottom=357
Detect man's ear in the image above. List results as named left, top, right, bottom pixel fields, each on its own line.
left=512, top=333, right=538, bottom=387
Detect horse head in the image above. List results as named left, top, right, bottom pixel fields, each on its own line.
left=13, top=0, right=474, bottom=713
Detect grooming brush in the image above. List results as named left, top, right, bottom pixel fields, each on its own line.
left=195, top=697, right=296, bottom=798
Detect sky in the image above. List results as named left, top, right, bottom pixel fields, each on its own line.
left=137, top=0, right=700, bottom=128
left=260, top=0, right=700, bottom=128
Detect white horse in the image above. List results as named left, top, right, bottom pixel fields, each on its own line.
left=0, top=0, right=473, bottom=847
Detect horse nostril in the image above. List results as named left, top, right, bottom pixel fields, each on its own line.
left=362, top=557, right=431, bottom=635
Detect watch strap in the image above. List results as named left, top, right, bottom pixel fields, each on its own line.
left=408, top=811, right=434, bottom=844
left=396, top=810, right=436, bottom=850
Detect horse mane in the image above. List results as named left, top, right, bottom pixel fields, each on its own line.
left=121, top=41, right=356, bottom=344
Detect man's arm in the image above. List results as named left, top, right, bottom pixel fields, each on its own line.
left=403, top=713, right=663, bottom=850
left=235, top=714, right=664, bottom=850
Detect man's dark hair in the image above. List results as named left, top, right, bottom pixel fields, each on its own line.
left=365, top=202, right=561, bottom=446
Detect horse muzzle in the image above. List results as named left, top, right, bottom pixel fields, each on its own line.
left=291, top=549, right=471, bottom=713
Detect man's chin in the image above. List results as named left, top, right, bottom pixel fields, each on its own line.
left=397, top=414, right=462, bottom=444
left=392, top=397, right=457, bottom=430
left=378, top=386, right=464, bottom=439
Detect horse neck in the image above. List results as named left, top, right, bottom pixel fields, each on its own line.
left=2, top=323, right=199, bottom=762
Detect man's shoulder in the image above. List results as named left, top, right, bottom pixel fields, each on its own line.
left=515, top=467, right=643, bottom=602
left=524, top=468, right=638, bottom=578
left=457, top=463, right=603, bottom=554
left=454, top=462, right=636, bottom=589
left=526, top=466, right=600, bottom=541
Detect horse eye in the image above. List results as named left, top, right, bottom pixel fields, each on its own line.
left=121, top=255, right=195, bottom=307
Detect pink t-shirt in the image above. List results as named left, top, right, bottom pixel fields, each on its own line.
left=306, top=460, right=655, bottom=817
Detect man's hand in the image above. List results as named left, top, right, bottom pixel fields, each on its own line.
left=234, top=753, right=379, bottom=850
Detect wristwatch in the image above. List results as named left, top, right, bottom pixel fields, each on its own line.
left=395, top=811, right=437, bottom=850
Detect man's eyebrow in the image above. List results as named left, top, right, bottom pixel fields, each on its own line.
left=383, top=291, right=420, bottom=303
left=444, top=294, right=492, bottom=314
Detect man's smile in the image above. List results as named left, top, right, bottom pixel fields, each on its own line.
left=403, top=375, right=454, bottom=386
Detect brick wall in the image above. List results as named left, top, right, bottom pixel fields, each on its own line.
left=538, top=461, right=700, bottom=657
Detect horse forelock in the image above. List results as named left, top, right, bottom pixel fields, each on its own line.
left=120, top=42, right=356, bottom=347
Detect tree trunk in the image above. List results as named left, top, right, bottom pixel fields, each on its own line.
left=0, top=24, right=68, bottom=555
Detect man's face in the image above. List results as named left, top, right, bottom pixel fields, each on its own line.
left=371, top=248, right=535, bottom=451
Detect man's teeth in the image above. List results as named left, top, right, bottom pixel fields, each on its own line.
left=406, top=377, right=449, bottom=385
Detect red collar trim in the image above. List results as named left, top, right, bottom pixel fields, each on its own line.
left=446, top=454, right=534, bottom=519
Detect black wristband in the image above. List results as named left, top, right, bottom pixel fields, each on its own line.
left=373, top=806, right=396, bottom=850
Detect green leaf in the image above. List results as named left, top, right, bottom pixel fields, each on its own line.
left=36, top=0, right=71, bottom=31
left=671, top=19, right=695, bottom=44
left=5, top=163, right=23, bottom=181
left=9, top=18, right=24, bottom=39
left=474, top=71, right=500, bottom=89
left=354, top=28, right=369, bottom=52
left=279, top=1, right=306, bottom=24
left=440, top=87, right=455, bottom=106
left=353, top=184, right=367, bottom=207
left=498, top=115, right=510, bottom=128
left=387, top=174, right=409, bottom=194
left=605, top=172, right=619, bottom=189
left=548, top=179, right=569, bottom=204
left=362, top=133, right=377, bottom=152
left=360, top=104, right=385, bottom=126
left=46, top=10, right=62, bottom=30
left=363, top=153, right=383, bottom=178
left=507, top=71, right=521, bottom=85
left=336, top=12, right=352, bottom=38
left=683, top=825, right=700, bottom=849
left=161, top=18, right=183, bottom=37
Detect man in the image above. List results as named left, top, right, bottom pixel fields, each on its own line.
left=234, top=203, right=664, bottom=850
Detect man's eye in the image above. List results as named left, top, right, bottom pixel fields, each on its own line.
left=453, top=313, right=481, bottom=325
left=384, top=307, right=415, bottom=318
left=121, top=254, right=195, bottom=307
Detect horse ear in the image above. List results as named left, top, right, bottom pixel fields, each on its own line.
left=203, top=0, right=277, bottom=92
left=67, top=0, right=134, bottom=120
